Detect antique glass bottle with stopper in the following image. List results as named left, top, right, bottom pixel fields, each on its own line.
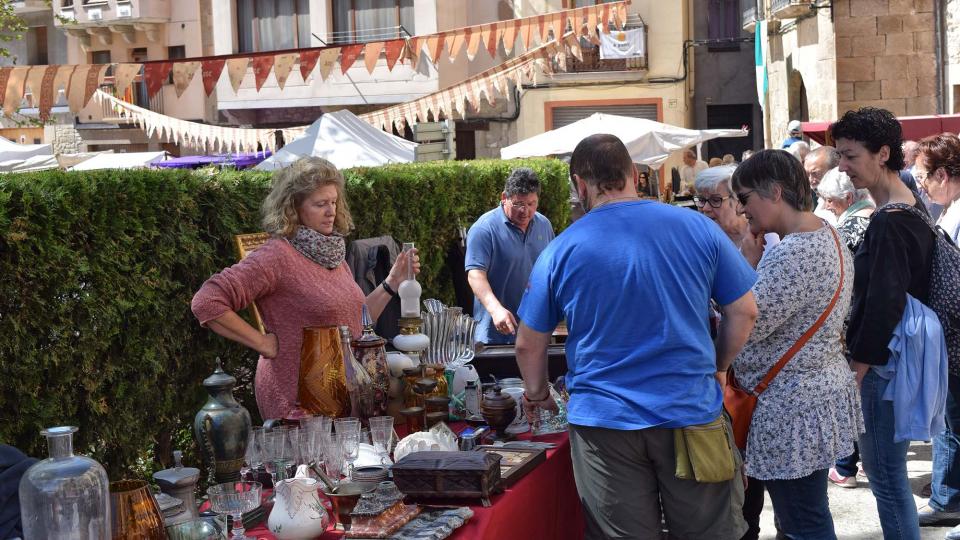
left=393, top=242, right=429, bottom=364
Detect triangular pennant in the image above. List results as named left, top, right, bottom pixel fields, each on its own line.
left=482, top=24, right=497, bottom=59
left=273, top=53, right=296, bottom=89
left=586, top=8, right=599, bottom=43
left=601, top=4, right=611, bottom=33
left=83, top=64, right=108, bottom=107
left=339, top=44, right=363, bottom=73
left=37, top=65, right=59, bottom=120
left=113, top=63, right=141, bottom=96
left=67, top=64, right=91, bottom=113
left=317, top=47, right=340, bottom=80
left=226, top=57, right=250, bottom=94
left=251, top=55, right=274, bottom=91
left=405, top=37, right=422, bottom=66
left=144, top=62, right=172, bottom=99
left=565, top=34, right=583, bottom=61
left=426, top=33, right=445, bottom=63
left=364, top=41, right=384, bottom=74
left=576, top=7, right=589, bottom=37
left=549, top=13, right=566, bottom=42
left=447, top=31, right=465, bottom=62
left=52, top=65, right=75, bottom=106
left=0, top=67, right=12, bottom=110
left=201, top=59, right=225, bottom=96
left=299, top=49, right=320, bottom=80
left=172, top=61, right=200, bottom=98
left=519, top=20, right=534, bottom=52
left=503, top=20, right=520, bottom=55
left=537, top=15, right=548, bottom=44
left=384, top=39, right=405, bottom=71
left=466, top=27, right=482, bottom=61
left=619, top=2, right=628, bottom=29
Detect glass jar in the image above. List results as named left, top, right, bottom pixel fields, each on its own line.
left=19, top=426, right=111, bottom=539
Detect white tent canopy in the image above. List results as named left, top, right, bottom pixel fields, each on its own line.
left=0, top=154, right=60, bottom=173
left=500, top=113, right=749, bottom=167
left=0, top=136, right=53, bottom=162
left=255, top=109, right=416, bottom=171
left=69, top=151, right=167, bottom=171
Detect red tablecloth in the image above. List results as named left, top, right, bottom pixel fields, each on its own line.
left=242, top=430, right=583, bottom=540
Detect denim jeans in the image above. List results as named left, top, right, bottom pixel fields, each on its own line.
left=834, top=443, right=861, bottom=478
left=931, top=374, right=960, bottom=511
left=860, top=369, right=921, bottom=540
left=764, top=469, right=836, bottom=540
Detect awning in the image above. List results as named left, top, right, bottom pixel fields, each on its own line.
left=803, top=114, right=960, bottom=146
left=154, top=152, right=270, bottom=169
left=69, top=151, right=167, bottom=171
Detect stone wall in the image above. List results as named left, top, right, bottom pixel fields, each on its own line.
left=948, top=0, right=960, bottom=113
left=834, top=0, right=938, bottom=116
left=49, top=124, right=83, bottom=155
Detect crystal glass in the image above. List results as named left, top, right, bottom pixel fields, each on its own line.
left=320, top=439, right=345, bottom=484
left=18, top=426, right=111, bottom=540
left=260, top=431, right=282, bottom=485
left=206, top=481, right=262, bottom=540
left=334, top=417, right=360, bottom=437
left=242, top=427, right=264, bottom=479
left=337, top=430, right=361, bottom=481
left=368, top=416, right=394, bottom=464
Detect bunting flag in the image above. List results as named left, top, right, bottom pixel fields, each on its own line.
left=384, top=39, right=405, bottom=71
left=447, top=31, right=465, bottom=62
left=52, top=65, right=75, bottom=107
left=113, top=63, right=142, bottom=96
left=83, top=64, right=108, bottom=108
left=298, top=49, right=320, bottom=81
left=226, top=57, right=250, bottom=94
left=24, top=66, right=46, bottom=107
left=144, top=62, right=172, bottom=99
left=0, top=67, right=11, bottom=110
left=3, top=67, right=29, bottom=116
left=426, top=33, right=444, bottom=63
left=482, top=24, right=497, bottom=58
left=36, top=65, right=59, bottom=119
left=406, top=37, right=423, bottom=66
left=317, top=47, right=340, bottom=80
left=364, top=41, right=384, bottom=74
left=201, top=59, right=225, bottom=96
left=67, top=64, right=91, bottom=113
left=502, top=20, right=521, bottom=55
left=360, top=34, right=570, bottom=133
left=465, top=29, right=482, bottom=61
left=251, top=55, right=275, bottom=91
left=339, top=44, right=363, bottom=74
left=172, top=61, right=200, bottom=98
left=273, top=53, right=296, bottom=89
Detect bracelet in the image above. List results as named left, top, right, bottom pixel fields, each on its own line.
left=381, top=281, right=397, bottom=296
left=523, top=390, right=551, bottom=403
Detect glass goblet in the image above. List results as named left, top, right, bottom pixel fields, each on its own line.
left=321, top=440, right=345, bottom=484
left=206, top=481, right=262, bottom=540
left=337, top=430, right=360, bottom=481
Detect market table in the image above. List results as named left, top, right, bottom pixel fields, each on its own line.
left=241, top=429, right=583, bottom=540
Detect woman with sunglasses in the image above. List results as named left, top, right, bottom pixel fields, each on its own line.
left=833, top=107, right=935, bottom=540
left=731, top=149, right=862, bottom=540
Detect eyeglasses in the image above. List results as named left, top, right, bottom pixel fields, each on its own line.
left=693, top=195, right=730, bottom=209
left=505, top=199, right=538, bottom=211
left=736, top=190, right=757, bottom=206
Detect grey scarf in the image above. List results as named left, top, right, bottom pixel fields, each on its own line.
left=288, top=226, right=346, bottom=269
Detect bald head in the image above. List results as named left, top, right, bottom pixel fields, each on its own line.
left=804, top=146, right=839, bottom=190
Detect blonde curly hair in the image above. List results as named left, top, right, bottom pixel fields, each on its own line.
left=261, top=157, right=355, bottom=237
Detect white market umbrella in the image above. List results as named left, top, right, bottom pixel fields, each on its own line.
left=255, top=109, right=416, bottom=171
left=500, top=113, right=748, bottom=167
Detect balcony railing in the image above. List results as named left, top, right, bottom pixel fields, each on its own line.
left=770, top=0, right=813, bottom=19
left=96, top=80, right=163, bottom=123
left=742, top=5, right=758, bottom=32
left=565, top=45, right=647, bottom=73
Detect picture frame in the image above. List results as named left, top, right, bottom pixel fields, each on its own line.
left=474, top=445, right=546, bottom=488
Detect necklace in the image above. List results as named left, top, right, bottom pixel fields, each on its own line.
left=593, top=195, right=640, bottom=209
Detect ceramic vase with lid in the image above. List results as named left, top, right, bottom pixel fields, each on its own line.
left=267, top=464, right=329, bottom=539
left=153, top=450, right=200, bottom=525
left=480, top=385, right=517, bottom=440
left=193, top=359, right=252, bottom=485
left=352, top=305, right=391, bottom=422
left=19, top=426, right=111, bottom=539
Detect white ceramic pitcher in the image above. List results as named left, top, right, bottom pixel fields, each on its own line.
left=267, top=464, right=329, bottom=540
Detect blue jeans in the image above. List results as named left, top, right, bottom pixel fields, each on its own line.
left=764, top=469, right=836, bottom=540
left=834, top=443, right=860, bottom=478
left=860, top=369, right=921, bottom=540
left=931, top=374, right=960, bottom=511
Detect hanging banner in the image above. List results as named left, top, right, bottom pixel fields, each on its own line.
left=364, top=41, right=384, bottom=74
left=83, top=64, right=108, bottom=108
left=172, top=61, right=200, bottom=97
left=317, top=47, right=340, bottom=80
left=52, top=65, right=75, bottom=107
left=201, top=59, right=225, bottom=96
left=273, top=53, right=296, bottom=89
left=339, top=44, right=363, bottom=73
left=144, top=62, right=172, bottom=99
left=299, top=49, right=320, bottom=80
left=37, top=65, right=59, bottom=119
left=67, top=64, right=91, bottom=113
left=226, top=57, right=250, bottom=94
left=384, top=39, right=405, bottom=71
left=24, top=66, right=46, bottom=107
left=113, top=63, right=142, bottom=96
left=252, top=55, right=275, bottom=91
left=599, top=27, right=645, bottom=59
left=3, top=66, right=29, bottom=116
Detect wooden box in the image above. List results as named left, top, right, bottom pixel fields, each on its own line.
left=391, top=451, right=502, bottom=507
left=475, top=446, right=547, bottom=488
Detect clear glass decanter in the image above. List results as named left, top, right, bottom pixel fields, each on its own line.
left=18, top=426, right=111, bottom=539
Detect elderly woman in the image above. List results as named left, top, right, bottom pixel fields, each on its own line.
left=817, top=168, right=875, bottom=252
left=733, top=149, right=862, bottom=539
left=912, top=133, right=960, bottom=535
left=191, top=157, right=417, bottom=420
left=832, top=107, right=935, bottom=540
left=694, top=165, right=779, bottom=266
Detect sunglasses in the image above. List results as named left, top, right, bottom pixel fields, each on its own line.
left=736, top=189, right=757, bottom=206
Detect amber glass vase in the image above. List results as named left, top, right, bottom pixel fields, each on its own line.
left=109, top=480, right=166, bottom=539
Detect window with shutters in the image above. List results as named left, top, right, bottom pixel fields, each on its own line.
left=708, top=0, right=740, bottom=51
left=236, top=0, right=311, bottom=53
left=548, top=102, right=659, bottom=130
left=331, top=0, right=416, bottom=44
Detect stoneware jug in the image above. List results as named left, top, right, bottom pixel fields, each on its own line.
left=267, top=464, right=329, bottom=539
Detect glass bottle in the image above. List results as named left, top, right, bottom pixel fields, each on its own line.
left=398, top=242, right=421, bottom=318
left=340, top=325, right=371, bottom=419
left=19, top=426, right=111, bottom=539
left=352, top=305, right=391, bottom=421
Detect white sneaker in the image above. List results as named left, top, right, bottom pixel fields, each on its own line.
left=828, top=467, right=858, bottom=488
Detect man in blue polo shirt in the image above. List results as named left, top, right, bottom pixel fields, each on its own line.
left=465, top=167, right=554, bottom=345
left=516, top=134, right=758, bottom=539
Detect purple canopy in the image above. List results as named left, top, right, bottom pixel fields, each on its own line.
left=153, top=152, right=271, bottom=169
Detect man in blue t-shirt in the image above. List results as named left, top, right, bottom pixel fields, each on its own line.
left=516, top=134, right=758, bottom=539
left=465, top=167, right=554, bottom=345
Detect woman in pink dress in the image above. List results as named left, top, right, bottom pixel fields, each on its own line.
left=192, top=157, right=418, bottom=420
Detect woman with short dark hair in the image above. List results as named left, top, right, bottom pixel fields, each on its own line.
left=731, top=149, right=862, bottom=540
left=833, top=107, right=935, bottom=540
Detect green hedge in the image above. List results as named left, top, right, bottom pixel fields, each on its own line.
left=0, top=158, right=569, bottom=478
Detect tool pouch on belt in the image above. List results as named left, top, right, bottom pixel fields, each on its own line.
left=674, top=414, right=736, bottom=483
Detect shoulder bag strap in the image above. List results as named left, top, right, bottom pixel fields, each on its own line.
left=752, top=226, right=845, bottom=396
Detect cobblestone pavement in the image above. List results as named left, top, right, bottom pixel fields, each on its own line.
left=757, top=442, right=956, bottom=539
